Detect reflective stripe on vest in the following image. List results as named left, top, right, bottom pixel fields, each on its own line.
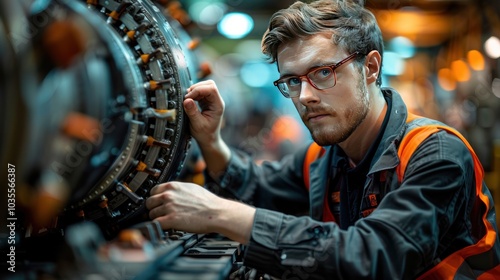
left=303, top=142, right=324, bottom=191
left=302, top=113, right=500, bottom=278
left=399, top=115, right=500, bottom=279
left=303, top=143, right=335, bottom=222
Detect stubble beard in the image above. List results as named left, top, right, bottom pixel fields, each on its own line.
left=306, top=78, right=370, bottom=146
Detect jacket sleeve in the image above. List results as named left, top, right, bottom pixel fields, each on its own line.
left=204, top=143, right=312, bottom=216
left=242, top=131, right=476, bottom=279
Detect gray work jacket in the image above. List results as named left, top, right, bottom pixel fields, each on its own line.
left=206, top=88, right=500, bottom=279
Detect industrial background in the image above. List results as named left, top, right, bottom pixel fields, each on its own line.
left=1, top=0, right=500, bottom=278
left=175, top=0, right=500, bottom=220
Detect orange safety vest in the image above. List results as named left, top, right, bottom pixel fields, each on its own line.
left=302, top=113, right=500, bottom=278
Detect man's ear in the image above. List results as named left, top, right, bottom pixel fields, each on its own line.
left=364, top=50, right=381, bottom=85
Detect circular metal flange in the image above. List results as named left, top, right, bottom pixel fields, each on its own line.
left=1, top=0, right=197, bottom=238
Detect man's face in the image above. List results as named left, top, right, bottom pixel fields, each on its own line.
left=276, top=33, right=370, bottom=146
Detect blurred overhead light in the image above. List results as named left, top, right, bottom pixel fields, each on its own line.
left=389, top=36, right=415, bottom=58
left=240, top=61, right=276, bottom=88
left=189, top=1, right=226, bottom=26
left=373, top=9, right=454, bottom=47
left=451, top=59, right=470, bottom=82
left=218, top=12, right=254, bottom=39
left=467, top=50, right=485, bottom=71
left=437, top=68, right=456, bottom=91
left=484, top=36, right=500, bottom=59
left=199, top=3, right=226, bottom=25
left=382, top=52, right=405, bottom=76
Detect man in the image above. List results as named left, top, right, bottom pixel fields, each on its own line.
left=146, top=0, right=500, bottom=278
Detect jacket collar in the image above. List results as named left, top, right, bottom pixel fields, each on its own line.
left=308, top=88, right=409, bottom=219
left=369, top=87, right=408, bottom=174
left=323, top=87, right=409, bottom=174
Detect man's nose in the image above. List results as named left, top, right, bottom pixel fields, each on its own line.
left=299, top=79, right=320, bottom=104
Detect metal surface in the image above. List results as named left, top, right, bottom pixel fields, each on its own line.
left=0, top=0, right=194, bottom=239
left=0, top=1, right=251, bottom=279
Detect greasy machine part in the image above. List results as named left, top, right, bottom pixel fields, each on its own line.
left=0, top=0, right=198, bottom=239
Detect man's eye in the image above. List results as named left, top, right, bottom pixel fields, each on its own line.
left=288, top=77, right=301, bottom=86
left=312, top=68, right=333, bottom=80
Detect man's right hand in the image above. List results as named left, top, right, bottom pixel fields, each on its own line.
left=183, top=80, right=224, bottom=145
left=183, top=80, right=231, bottom=177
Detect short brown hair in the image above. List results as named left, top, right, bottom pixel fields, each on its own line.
left=262, top=0, right=384, bottom=86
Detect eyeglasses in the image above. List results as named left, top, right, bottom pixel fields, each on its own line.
left=273, top=52, right=361, bottom=98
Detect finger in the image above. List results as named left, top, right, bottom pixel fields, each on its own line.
left=187, top=79, right=216, bottom=92
left=148, top=202, right=169, bottom=220
left=146, top=184, right=173, bottom=210
left=153, top=215, right=175, bottom=230
left=185, top=81, right=221, bottom=103
left=183, top=98, right=201, bottom=120
left=150, top=182, right=170, bottom=195
left=145, top=193, right=162, bottom=210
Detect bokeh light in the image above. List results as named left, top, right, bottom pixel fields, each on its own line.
left=437, top=68, right=456, bottom=91
left=389, top=36, right=416, bottom=58
left=485, top=36, right=500, bottom=59
left=218, top=12, right=254, bottom=39
left=382, top=52, right=405, bottom=76
left=467, top=50, right=485, bottom=71
left=240, top=61, right=277, bottom=88
left=451, top=59, right=470, bottom=82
